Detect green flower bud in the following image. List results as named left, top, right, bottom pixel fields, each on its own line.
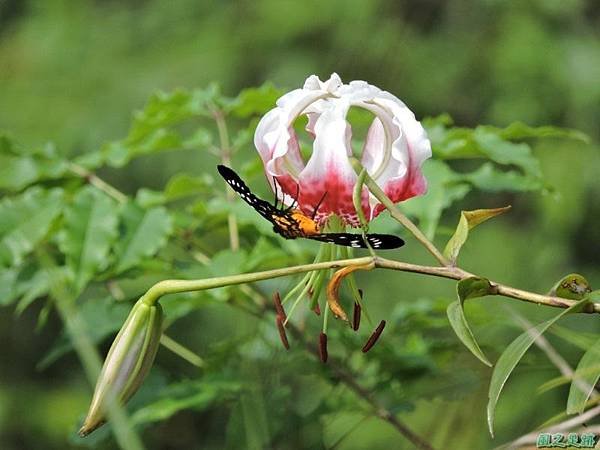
left=79, top=299, right=163, bottom=437
left=550, top=273, right=592, bottom=300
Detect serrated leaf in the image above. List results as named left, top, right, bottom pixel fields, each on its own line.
left=114, top=203, right=173, bottom=273
left=487, top=298, right=589, bottom=437
left=59, top=187, right=118, bottom=292
left=131, top=379, right=241, bottom=426
left=0, top=136, right=68, bottom=191
left=0, top=187, right=64, bottom=267
left=444, top=206, right=511, bottom=263
left=447, top=277, right=494, bottom=367
left=77, top=88, right=217, bottom=169
left=567, top=336, right=600, bottom=414
left=226, top=82, right=282, bottom=117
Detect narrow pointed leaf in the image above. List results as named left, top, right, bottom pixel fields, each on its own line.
left=59, top=187, right=118, bottom=292
left=444, top=206, right=511, bottom=263
left=447, top=301, right=492, bottom=367
left=447, top=277, right=494, bottom=367
left=566, top=336, right=600, bottom=414
left=487, top=298, right=589, bottom=436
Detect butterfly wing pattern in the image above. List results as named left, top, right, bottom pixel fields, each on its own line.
left=217, top=165, right=404, bottom=250
left=307, top=233, right=404, bottom=250
left=217, top=164, right=279, bottom=221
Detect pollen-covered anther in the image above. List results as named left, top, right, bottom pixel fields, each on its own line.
left=276, top=316, right=290, bottom=350
left=326, top=262, right=375, bottom=322
left=272, top=291, right=287, bottom=321
left=319, top=332, right=328, bottom=363
left=362, top=320, right=386, bottom=353
left=313, top=302, right=321, bottom=316
left=352, top=292, right=362, bottom=332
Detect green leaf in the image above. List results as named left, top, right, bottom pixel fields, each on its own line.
left=447, top=277, right=494, bottom=367
left=462, top=162, right=544, bottom=193
left=14, top=269, right=50, bottom=314
left=480, top=122, right=590, bottom=143
left=58, top=187, right=118, bottom=292
left=114, top=203, right=173, bottom=274
left=487, top=298, right=589, bottom=437
left=226, top=82, right=282, bottom=117
left=77, top=88, right=217, bottom=169
left=566, top=336, right=600, bottom=414
left=0, top=136, right=68, bottom=192
left=131, top=379, right=242, bottom=426
left=164, top=173, right=213, bottom=201
left=0, top=267, right=19, bottom=306
left=444, top=206, right=512, bottom=263
left=0, top=187, right=64, bottom=267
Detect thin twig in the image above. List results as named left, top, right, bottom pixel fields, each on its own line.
left=67, top=162, right=128, bottom=204
left=212, top=107, right=239, bottom=251
left=349, top=159, right=449, bottom=266
left=502, top=405, right=600, bottom=449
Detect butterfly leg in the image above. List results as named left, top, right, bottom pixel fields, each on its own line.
left=311, top=191, right=328, bottom=220
left=286, top=182, right=301, bottom=212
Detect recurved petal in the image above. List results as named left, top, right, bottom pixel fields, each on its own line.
left=297, top=100, right=369, bottom=225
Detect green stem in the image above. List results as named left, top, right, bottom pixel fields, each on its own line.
left=350, top=159, right=449, bottom=266
left=137, top=255, right=600, bottom=314
left=212, top=107, right=239, bottom=251
left=67, top=162, right=128, bottom=204
left=160, top=334, right=205, bottom=368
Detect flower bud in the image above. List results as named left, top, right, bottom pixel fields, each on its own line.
left=79, top=299, right=163, bottom=437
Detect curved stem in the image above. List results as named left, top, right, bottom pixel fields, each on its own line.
left=349, top=158, right=449, bottom=266
left=363, top=172, right=449, bottom=266
left=68, top=162, right=128, bottom=204
left=138, top=255, right=600, bottom=314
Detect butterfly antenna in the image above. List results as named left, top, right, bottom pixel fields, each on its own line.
left=312, top=191, right=328, bottom=220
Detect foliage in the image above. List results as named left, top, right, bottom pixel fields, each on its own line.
left=1, top=2, right=600, bottom=449
left=0, top=78, right=596, bottom=449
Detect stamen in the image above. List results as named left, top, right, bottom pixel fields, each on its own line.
left=276, top=316, right=290, bottom=350
left=362, top=320, right=386, bottom=353
left=319, top=332, right=328, bottom=363
left=313, top=302, right=321, bottom=316
left=273, top=291, right=286, bottom=321
left=352, top=301, right=362, bottom=332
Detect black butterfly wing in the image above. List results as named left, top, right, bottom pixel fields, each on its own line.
left=307, top=233, right=405, bottom=250
left=217, top=165, right=276, bottom=221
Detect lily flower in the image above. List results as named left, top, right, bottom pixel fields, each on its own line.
left=255, top=73, right=431, bottom=227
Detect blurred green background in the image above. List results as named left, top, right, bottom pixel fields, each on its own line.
left=1, top=0, right=600, bottom=449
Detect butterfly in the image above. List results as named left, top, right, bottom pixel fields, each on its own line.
left=217, top=165, right=404, bottom=250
